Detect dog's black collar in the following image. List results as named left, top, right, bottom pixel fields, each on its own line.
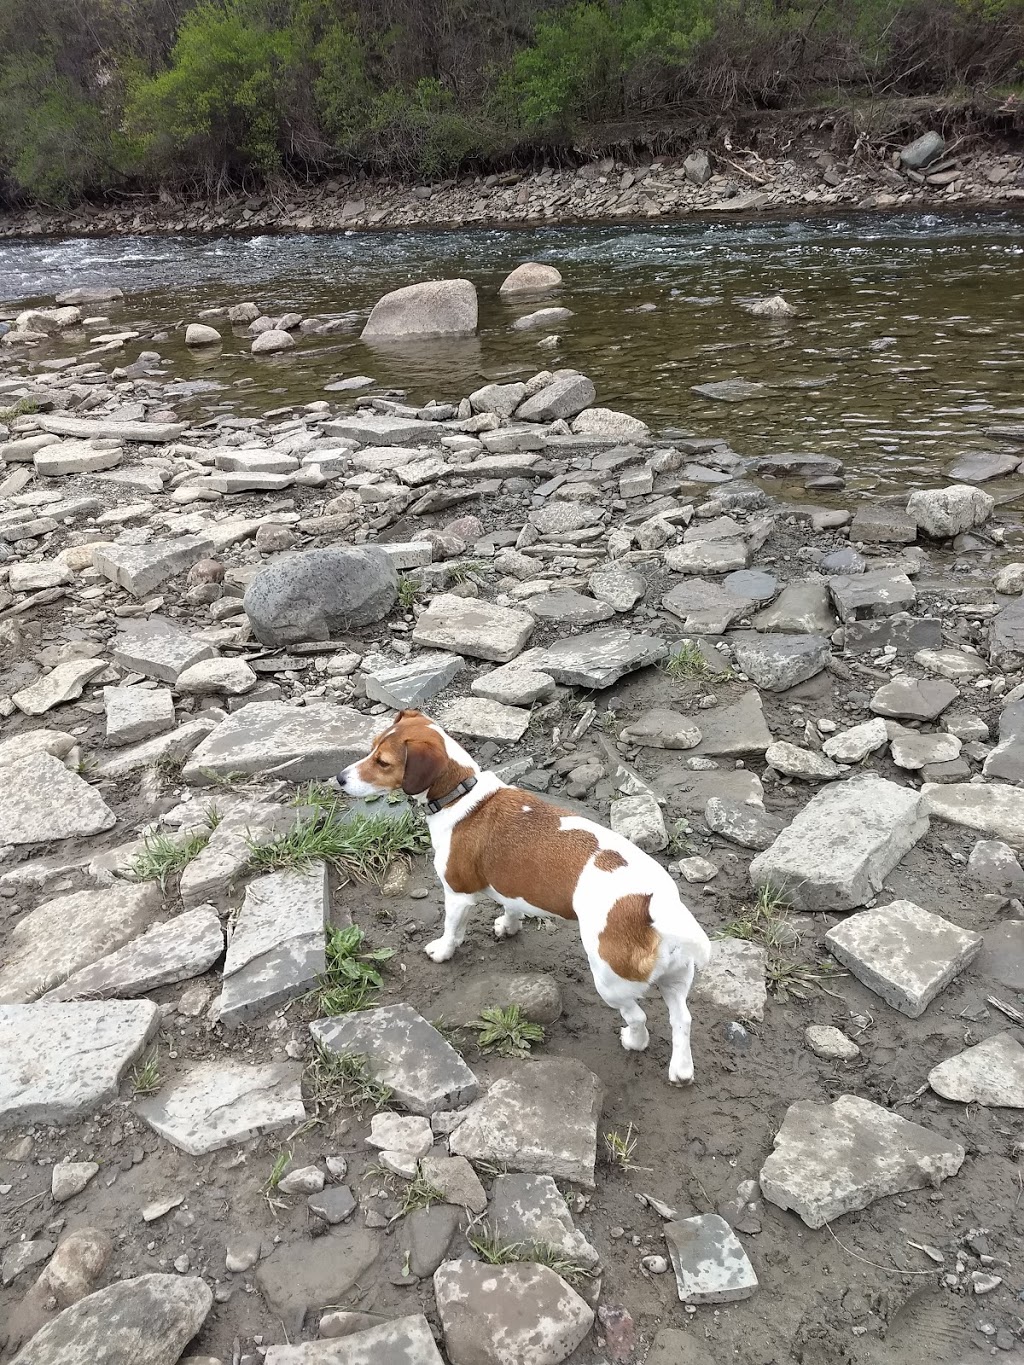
left=426, top=776, right=478, bottom=815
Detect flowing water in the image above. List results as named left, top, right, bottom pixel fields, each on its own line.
left=1, top=211, right=1023, bottom=496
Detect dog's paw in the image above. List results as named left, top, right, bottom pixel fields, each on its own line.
left=424, top=938, right=456, bottom=963
left=621, top=1024, right=650, bottom=1053
left=493, top=914, right=521, bottom=940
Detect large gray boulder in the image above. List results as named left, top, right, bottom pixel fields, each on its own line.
left=244, top=547, right=398, bottom=646
left=362, top=279, right=478, bottom=339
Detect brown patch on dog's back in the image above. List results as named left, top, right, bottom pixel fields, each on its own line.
left=594, top=849, right=627, bottom=872
left=444, top=789, right=600, bottom=919
left=598, top=893, right=660, bottom=981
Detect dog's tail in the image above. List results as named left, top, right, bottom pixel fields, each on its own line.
left=651, top=885, right=712, bottom=973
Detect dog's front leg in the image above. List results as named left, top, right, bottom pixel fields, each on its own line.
left=425, top=890, right=477, bottom=963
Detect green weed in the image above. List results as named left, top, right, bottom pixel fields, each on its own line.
left=396, top=575, right=422, bottom=610
left=0, top=398, right=40, bottom=422
left=264, top=1149, right=291, bottom=1191
left=128, top=830, right=209, bottom=892
left=467, top=1221, right=591, bottom=1283
left=662, top=640, right=731, bottom=682
left=472, top=1004, right=545, bottom=1058
left=131, top=1049, right=161, bottom=1097
left=604, top=1121, right=645, bottom=1172
left=316, top=924, right=396, bottom=1014
left=723, top=883, right=844, bottom=1003
left=304, top=1044, right=392, bottom=1114
left=249, top=807, right=429, bottom=886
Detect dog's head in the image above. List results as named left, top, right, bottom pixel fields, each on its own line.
left=336, top=709, right=453, bottom=798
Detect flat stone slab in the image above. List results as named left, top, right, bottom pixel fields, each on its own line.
left=136, top=1060, right=305, bottom=1155
left=218, top=865, right=327, bottom=1028
left=752, top=579, right=836, bottom=634
left=104, top=685, right=176, bottom=746
left=870, top=676, right=959, bottom=721
left=433, top=1259, right=593, bottom=1365
left=363, top=652, right=462, bottom=709
left=889, top=729, right=961, bottom=770
left=255, top=1230, right=380, bottom=1341
left=765, top=741, right=843, bottom=781
left=948, top=450, right=1021, bottom=482
left=990, top=599, right=1024, bottom=671
left=731, top=632, right=830, bottom=692
left=39, top=413, right=187, bottom=442
left=412, top=593, right=534, bottom=663
left=113, top=616, right=217, bottom=684
left=662, top=578, right=752, bottom=633
left=7, top=1273, right=212, bottom=1365
left=0, top=1001, right=159, bottom=1130
left=182, top=702, right=378, bottom=783
left=691, top=939, right=768, bottom=1022
left=825, top=900, right=982, bottom=1017
left=488, top=1173, right=600, bottom=1271
left=45, top=908, right=224, bottom=1001
left=759, top=1094, right=965, bottom=1228
left=822, top=718, right=889, bottom=763
left=322, top=414, right=446, bottom=446
left=263, top=1315, right=444, bottom=1364
left=978, top=921, right=1024, bottom=990
left=538, top=627, right=667, bottom=689
left=664, top=539, right=748, bottom=574
left=0, top=751, right=116, bottom=846
left=829, top=570, right=916, bottom=622
left=432, top=971, right=562, bottom=1029
left=0, top=882, right=162, bottom=1003
left=435, top=696, right=531, bottom=743
left=449, top=1057, right=601, bottom=1186
left=12, top=658, right=106, bottom=716
left=664, top=1214, right=758, bottom=1304
left=922, top=783, right=1024, bottom=846
left=95, top=718, right=215, bottom=781
left=929, top=1032, right=1024, bottom=1107
left=311, top=1004, right=479, bottom=1116
left=750, top=778, right=928, bottom=912
left=526, top=589, right=616, bottom=626
left=620, top=709, right=702, bottom=750
left=93, top=536, right=214, bottom=597
left=692, top=379, right=768, bottom=402
left=686, top=691, right=773, bottom=758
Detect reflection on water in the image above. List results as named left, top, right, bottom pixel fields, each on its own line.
left=1, top=213, right=1023, bottom=492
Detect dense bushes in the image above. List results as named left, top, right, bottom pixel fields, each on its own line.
left=0, top=0, right=1020, bottom=204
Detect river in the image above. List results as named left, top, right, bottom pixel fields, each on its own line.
left=1, top=211, right=1023, bottom=497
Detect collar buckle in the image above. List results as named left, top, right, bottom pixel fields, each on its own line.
left=426, top=775, right=478, bottom=815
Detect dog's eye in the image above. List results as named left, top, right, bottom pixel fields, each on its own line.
left=376, top=758, right=391, bottom=769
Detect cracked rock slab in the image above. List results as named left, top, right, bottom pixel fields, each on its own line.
left=928, top=1032, right=1024, bottom=1108
left=538, top=627, right=667, bottom=689
left=183, top=701, right=378, bottom=784
left=136, top=1060, right=305, bottom=1155
left=412, top=593, right=533, bottom=663
left=0, top=751, right=116, bottom=847
left=93, top=536, right=215, bottom=597
left=731, top=633, right=830, bottom=693
left=112, top=616, right=217, bottom=684
left=433, top=1259, right=594, bottom=1365
left=825, top=900, right=982, bottom=1017
left=759, top=1094, right=964, bottom=1228
left=922, top=783, right=1024, bottom=845
left=12, top=658, right=106, bottom=716
left=310, top=1004, right=479, bottom=1115
left=263, top=1315, right=444, bottom=1364
left=664, top=1214, right=758, bottom=1304
left=44, top=907, right=224, bottom=1002
left=750, top=777, right=928, bottom=912
left=449, top=1057, right=601, bottom=1186
left=488, top=1174, right=600, bottom=1271
left=0, top=1001, right=159, bottom=1131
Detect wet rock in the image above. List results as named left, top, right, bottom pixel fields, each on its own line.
left=104, top=685, right=175, bottom=746
left=500, top=262, right=563, bottom=295
left=0, top=1000, right=158, bottom=1130
left=610, top=792, right=668, bottom=852
left=136, top=1060, right=305, bottom=1154
left=750, top=777, right=928, bottom=912
left=907, top=484, right=994, bottom=538
left=450, top=1057, right=601, bottom=1186
left=12, top=658, right=106, bottom=716
left=51, top=1162, right=99, bottom=1202
left=306, top=1185, right=357, bottom=1225
left=870, top=676, right=959, bottom=721
left=311, top=1004, right=479, bottom=1116
left=849, top=505, right=917, bottom=544
left=539, top=627, right=666, bottom=689
left=433, top=971, right=562, bottom=1027
left=251, top=329, right=295, bottom=354
left=620, top=709, right=702, bottom=750
left=45, top=907, right=224, bottom=1002
left=765, top=742, right=842, bottom=781
left=969, top=840, right=1024, bottom=897
left=990, top=599, right=1024, bottom=671
left=112, top=616, right=217, bottom=684
left=363, top=279, right=477, bottom=338
left=413, top=593, right=534, bottom=663
left=731, top=632, right=830, bottom=692
left=8, top=1273, right=212, bottom=1365
left=434, top=1259, right=593, bottom=1365
left=664, top=1214, right=758, bottom=1304
left=93, top=536, right=215, bottom=598
left=404, top=1204, right=463, bottom=1278
left=805, top=1025, right=860, bottom=1061
left=691, top=380, right=768, bottom=403
left=0, top=882, right=161, bottom=1002
left=363, top=651, right=462, bottom=709
left=691, top=939, right=768, bottom=1022
left=182, top=701, right=378, bottom=783
left=929, top=1032, right=1024, bottom=1108
left=436, top=696, right=530, bottom=742
left=517, top=375, right=595, bottom=422
left=829, top=570, right=916, bottom=622
left=948, top=450, right=1020, bottom=482
left=825, top=899, right=982, bottom=1017
left=705, top=797, right=784, bottom=851
left=687, top=691, right=773, bottom=758
left=185, top=323, right=220, bottom=345
left=420, top=1155, right=487, bottom=1213
left=218, top=865, right=327, bottom=1028
left=255, top=1231, right=380, bottom=1338
left=760, top=1094, right=963, bottom=1228
left=513, top=306, right=573, bottom=331
left=923, top=781, right=1024, bottom=844
left=662, top=578, right=752, bottom=632
left=822, top=717, right=889, bottom=763
left=243, top=547, right=398, bottom=646
left=267, top=1315, right=443, bottom=1363
left=489, top=1173, right=600, bottom=1271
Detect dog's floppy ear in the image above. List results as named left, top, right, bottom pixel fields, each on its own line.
left=401, top=738, right=446, bottom=795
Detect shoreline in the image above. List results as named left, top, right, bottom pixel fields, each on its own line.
left=2, top=145, right=1021, bottom=241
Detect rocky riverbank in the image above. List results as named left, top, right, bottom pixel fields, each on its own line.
left=2, top=131, right=1022, bottom=239
left=0, top=270, right=1023, bottom=1365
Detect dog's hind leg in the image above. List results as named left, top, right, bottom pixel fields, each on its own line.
left=590, top=959, right=650, bottom=1052
left=660, top=961, right=697, bottom=1085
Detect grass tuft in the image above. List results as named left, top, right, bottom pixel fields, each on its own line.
left=264, top=1149, right=291, bottom=1191
left=304, top=1044, right=393, bottom=1114
left=131, top=1049, right=161, bottom=1097
left=723, top=882, right=844, bottom=1002
left=467, top=1221, right=591, bottom=1284
left=604, top=1121, right=646, bottom=1172
left=0, top=398, right=40, bottom=422
left=472, top=1004, right=545, bottom=1058
left=249, top=807, right=429, bottom=886
left=316, top=924, right=396, bottom=1014
left=396, top=575, right=423, bottom=610
left=662, top=640, right=731, bottom=682
left=128, top=830, right=209, bottom=893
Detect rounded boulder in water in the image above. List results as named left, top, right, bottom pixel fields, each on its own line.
left=243, top=546, right=398, bottom=647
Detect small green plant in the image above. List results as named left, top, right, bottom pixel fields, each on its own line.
left=467, top=1222, right=590, bottom=1283
left=723, top=884, right=844, bottom=1003
left=666, top=819, right=695, bottom=858
left=445, top=560, right=488, bottom=587
left=155, top=753, right=186, bottom=780
left=396, top=575, right=422, bottom=610
left=604, top=1121, right=646, bottom=1172
left=249, top=807, right=429, bottom=886
left=128, top=830, right=210, bottom=892
left=662, top=640, right=724, bottom=681
left=131, top=1049, right=161, bottom=1097
left=396, top=1170, right=445, bottom=1219
left=0, top=398, right=40, bottom=422
left=203, top=803, right=223, bottom=830
left=472, top=1004, right=545, bottom=1058
left=316, top=924, right=396, bottom=1014
left=305, top=1044, right=393, bottom=1114
left=264, top=1149, right=292, bottom=1191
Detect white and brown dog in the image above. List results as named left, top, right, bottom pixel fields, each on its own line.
left=338, top=709, right=711, bottom=1084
